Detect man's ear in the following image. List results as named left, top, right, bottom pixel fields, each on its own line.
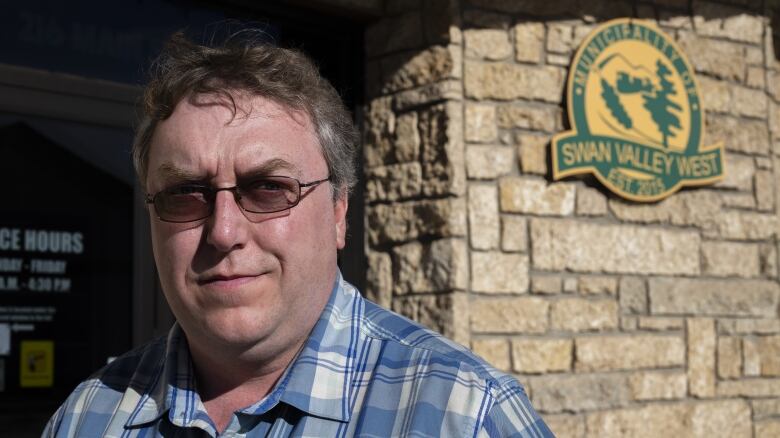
left=334, top=192, right=348, bottom=250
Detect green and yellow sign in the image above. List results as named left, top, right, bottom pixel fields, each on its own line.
left=552, top=18, right=725, bottom=201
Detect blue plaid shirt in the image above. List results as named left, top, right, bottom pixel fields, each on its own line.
left=44, top=275, right=552, bottom=437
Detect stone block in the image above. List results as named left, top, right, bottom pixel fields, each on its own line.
left=718, top=336, right=742, bottom=379
left=546, top=23, right=574, bottom=54
left=471, top=252, right=529, bottom=294
left=365, top=12, right=423, bottom=57
left=465, top=145, right=514, bottom=179
left=563, top=277, right=577, bottom=294
left=760, top=242, right=778, bottom=277
left=512, top=338, right=572, bottom=373
left=528, top=373, right=629, bottom=413
left=619, top=277, right=647, bottom=314
left=744, top=337, right=761, bottom=376
left=531, top=276, right=561, bottom=295
left=637, top=317, right=684, bottom=331
left=756, top=421, right=780, bottom=438
left=392, top=238, right=467, bottom=294
left=365, top=251, right=392, bottom=308
left=545, top=53, right=570, bottom=66
left=517, top=133, right=550, bottom=175
left=608, top=190, right=722, bottom=230
left=756, top=170, right=774, bottom=211
left=721, top=193, right=756, bottom=209
left=472, top=338, right=510, bottom=371
left=464, top=62, right=565, bottom=102
left=551, top=298, right=618, bottom=332
left=698, top=76, right=731, bottom=114
left=513, top=22, right=544, bottom=63
left=465, top=103, right=498, bottom=143
left=711, top=211, right=778, bottom=240
left=752, top=399, right=780, bottom=418
left=715, top=153, right=754, bottom=191
left=544, top=414, right=584, bottom=438
left=733, top=85, right=768, bottom=119
left=687, top=318, right=716, bottom=398
left=367, top=198, right=466, bottom=245
left=649, top=278, right=780, bottom=317
left=500, top=215, right=527, bottom=252
left=381, top=45, right=457, bottom=94
left=470, top=297, right=549, bottom=334
left=575, top=335, right=685, bottom=371
left=692, top=4, right=764, bottom=44
left=746, top=66, right=766, bottom=89
left=677, top=31, right=746, bottom=81
left=621, top=316, right=638, bottom=331
left=629, top=371, right=687, bottom=400
left=575, top=185, right=607, bottom=216
left=705, top=114, right=770, bottom=155
left=500, top=178, right=574, bottom=215
left=366, top=162, right=422, bottom=202
left=468, top=184, right=499, bottom=250
left=758, top=335, right=780, bottom=376
left=585, top=400, right=751, bottom=438
left=419, top=102, right=466, bottom=197
left=718, top=378, right=780, bottom=397
left=531, top=219, right=700, bottom=275
left=496, top=104, right=558, bottom=132
left=391, top=80, right=462, bottom=111
left=701, top=241, right=761, bottom=278
left=393, top=292, right=469, bottom=344
left=464, top=29, right=512, bottom=60
left=578, top=275, right=617, bottom=295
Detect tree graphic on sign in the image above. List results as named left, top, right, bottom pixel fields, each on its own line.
left=599, top=57, right=682, bottom=149
left=641, top=60, right=681, bottom=148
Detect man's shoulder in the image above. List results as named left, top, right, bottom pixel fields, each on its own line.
left=358, top=296, right=517, bottom=389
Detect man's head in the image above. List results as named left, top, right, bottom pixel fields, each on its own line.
left=134, top=32, right=357, bottom=363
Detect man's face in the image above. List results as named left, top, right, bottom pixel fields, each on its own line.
left=145, top=95, right=347, bottom=359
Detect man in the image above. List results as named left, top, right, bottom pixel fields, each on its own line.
left=44, top=32, right=552, bottom=437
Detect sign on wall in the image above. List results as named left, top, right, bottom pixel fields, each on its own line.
left=552, top=18, right=725, bottom=201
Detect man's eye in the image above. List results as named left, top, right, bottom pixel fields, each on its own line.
left=248, top=179, right=286, bottom=191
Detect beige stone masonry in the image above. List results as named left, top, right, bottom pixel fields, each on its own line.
left=471, top=338, right=510, bottom=371
left=464, top=62, right=565, bottom=102
left=496, top=105, right=559, bottom=132
left=638, top=317, right=684, bottom=331
left=575, top=335, right=685, bottom=371
left=629, top=371, right=687, bottom=401
left=531, top=219, right=701, bottom=274
left=687, top=318, right=716, bottom=397
left=585, top=400, right=751, bottom=438
left=463, top=29, right=511, bottom=60
left=575, top=185, right=607, bottom=216
left=578, top=276, right=617, bottom=295
left=365, top=162, right=422, bottom=202
left=500, top=215, right=527, bottom=252
left=531, top=276, right=561, bottom=295
left=551, top=298, right=618, bottom=332
left=701, top=241, right=761, bottom=278
left=470, top=297, right=549, bottom=333
left=464, top=102, right=497, bottom=143
left=468, top=184, right=499, bottom=250
left=512, top=22, right=544, bottom=63
left=470, top=251, right=529, bottom=293
left=718, top=336, right=742, bottom=379
left=367, top=198, right=466, bottom=245
left=516, top=133, right=550, bottom=175
left=392, top=238, right=468, bottom=294
left=720, top=318, right=780, bottom=334
left=500, top=178, right=574, bottom=216
left=717, top=378, right=780, bottom=397
left=677, top=31, right=746, bottom=81
left=649, top=278, right=780, bottom=317
left=528, top=373, right=630, bottom=413
left=465, top=145, right=514, bottom=179
left=512, top=338, right=572, bottom=373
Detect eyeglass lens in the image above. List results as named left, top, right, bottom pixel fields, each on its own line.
left=153, top=176, right=302, bottom=222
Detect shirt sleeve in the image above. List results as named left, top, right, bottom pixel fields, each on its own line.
left=477, top=381, right=556, bottom=438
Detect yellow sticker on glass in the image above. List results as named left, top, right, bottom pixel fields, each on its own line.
left=20, top=340, right=54, bottom=388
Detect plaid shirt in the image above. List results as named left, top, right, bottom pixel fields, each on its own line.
left=44, top=275, right=552, bottom=437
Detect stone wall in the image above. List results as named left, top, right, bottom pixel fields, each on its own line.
left=363, top=0, right=780, bottom=436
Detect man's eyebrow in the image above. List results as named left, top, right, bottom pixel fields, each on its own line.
left=156, top=163, right=204, bottom=181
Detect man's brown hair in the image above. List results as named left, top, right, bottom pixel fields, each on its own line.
left=132, top=31, right=358, bottom=198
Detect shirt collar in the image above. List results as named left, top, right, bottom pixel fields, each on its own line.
left=124, top=272, right=362, bottom=428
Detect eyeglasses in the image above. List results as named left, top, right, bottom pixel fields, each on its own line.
left=146, top=175, right=330, bottom=223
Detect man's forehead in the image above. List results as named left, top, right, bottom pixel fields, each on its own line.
left=153, top=157, right=302, bottom=180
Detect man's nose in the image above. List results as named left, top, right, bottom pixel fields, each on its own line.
left=205, top=189, right=247, bottom=252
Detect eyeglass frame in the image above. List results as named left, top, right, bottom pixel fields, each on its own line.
left=145, top=175, right=331, bottom=223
